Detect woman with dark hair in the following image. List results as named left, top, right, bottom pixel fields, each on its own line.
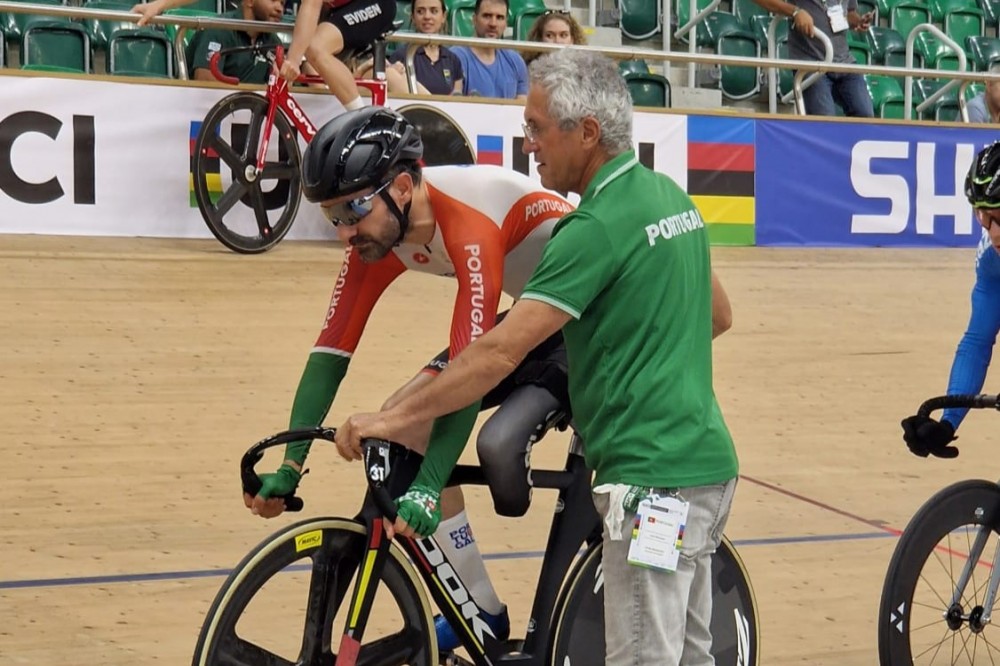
left=389, top=0, right=465, bottom=95
left=524, top=10, right=586, bottom=65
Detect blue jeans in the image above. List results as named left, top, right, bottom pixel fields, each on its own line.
left=800, top=71, right=874, bottom=117
left=595, top=478, right=738, bottom=666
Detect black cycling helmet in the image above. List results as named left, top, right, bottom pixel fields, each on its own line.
left=966, top=141, right=1000, bottom=209
left=302, top=106, right=423, bottom=203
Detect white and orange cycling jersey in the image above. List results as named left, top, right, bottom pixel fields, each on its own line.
left=313, top=164, right=574, bottom=362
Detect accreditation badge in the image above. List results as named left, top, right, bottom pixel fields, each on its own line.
left=627, top=494, right=690, bottom=573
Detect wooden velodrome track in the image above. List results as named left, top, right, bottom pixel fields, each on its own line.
left=2, top=233, right=996, bottom=664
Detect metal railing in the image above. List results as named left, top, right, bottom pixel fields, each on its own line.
left=2, top=0, right=999, bottom=120
left=903, top=23, right=969, bottom=121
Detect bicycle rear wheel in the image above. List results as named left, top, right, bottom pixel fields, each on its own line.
left=879, top=479, right=1000, bottom=665
left=192, top=517, right=436, bottom=666
left=192, top=91, right=302, bottom=254
left=549, top=535, right=759, bottom=665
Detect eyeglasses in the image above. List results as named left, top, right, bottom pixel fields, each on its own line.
left=522, top=122, right=538, bottom=145
left=542, top=9, right=571, bottom=15
left=321, top=180, right=392, bottom=227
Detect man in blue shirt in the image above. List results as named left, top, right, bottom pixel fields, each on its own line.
left=967, top=65, right=1000, bottom=124
left=451, top=0, right=528, bottom=99
left=903, top=142, right=1000, bottom=457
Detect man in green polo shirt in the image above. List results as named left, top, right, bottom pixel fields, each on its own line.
left=188, top=0, right=285, bottom=84
left=337, top=48, right=738, bottom=665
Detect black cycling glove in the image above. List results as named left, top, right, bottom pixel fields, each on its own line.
left=901, top=415, right=958, bottom=458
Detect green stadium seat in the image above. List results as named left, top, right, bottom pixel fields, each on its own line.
left=891, top=2, right=932, bottom=38
left=619, top=58, right=650, bottom=75
left=865, top=74, right=905, bottom=117
left=977, top=0, right=999, bottom=28
left=620, top=0, right=661, bottom=39
left=750, top=13, right=788, bottom=45
left=449, top=1, right=475, bottom=36
left=20, top=19, right=90, bottom=72
left=732, top=0, right=770, bottom=28
left=943, top=7, right=983, bottom=44
left=929, top=0, right=976, bottom=21
left=80, top=0, right=135, bottom=52
left=847, top=29, right=872, bottom=63
left=186, top=0, right=222, bottom=11
left=625, top=72, right=670, bottom=107
left=867, top=25, right=907, bottom=65
left=718, top=29, right=761, bottom=100
left=675, top=0, right=713, bottom=43
left=967, top=34, right=1000, bottom=69
left=508, top=0, right=545, bottom=20
left=513, top=6, right=546, bottom=41
left=914, top=30, right=962, bottom=68
left=1, top=0, right=67, bottom=44
left=395, top=0, right=412, bottom=30
left=702, top=11, right=746, bottom=46
left=107, top=27, right=172, bottom=77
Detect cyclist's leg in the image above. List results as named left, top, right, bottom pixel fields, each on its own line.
left=312, top=0, right=396, bottom=108
left=596, top=478, right=736, bottom=666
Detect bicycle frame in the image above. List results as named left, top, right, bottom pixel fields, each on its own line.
left=207, top=44, right=389, bottom=182
left=354, top=434, right=601, bottom=665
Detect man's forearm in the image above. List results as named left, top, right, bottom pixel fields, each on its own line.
left=390, top=334, right=519, bottom=434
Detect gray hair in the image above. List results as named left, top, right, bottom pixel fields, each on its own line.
left=528, top=48, right=633, bottom=156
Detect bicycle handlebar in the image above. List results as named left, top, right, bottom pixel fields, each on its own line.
left=916, top=393, right=1000, bottom=417
left=208, top=44, right=285, bottom=86
left=240, top=427, right=399, bottom=519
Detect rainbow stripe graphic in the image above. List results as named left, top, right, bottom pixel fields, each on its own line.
left=686, top=116, right=755, bottom=246
left=190, top=121, right=223, bottom=208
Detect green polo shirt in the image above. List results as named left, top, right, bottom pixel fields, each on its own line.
left=521, top=151, right=738, bottom=488
left=188, top=11, right=282, bottom=84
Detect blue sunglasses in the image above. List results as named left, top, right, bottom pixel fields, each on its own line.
left=321, top=180, right=392, bottom=227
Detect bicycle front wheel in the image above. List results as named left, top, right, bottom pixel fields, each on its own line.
left=879, top=479, right=1000, bottom=665
left=193, top=91, right=302, bottom=254
left=549, top=535, right=759, bottom=666
left=192, top=517, right=436, bottom=666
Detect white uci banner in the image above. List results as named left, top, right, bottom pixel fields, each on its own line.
left=0, top=74, right=687, bottom=241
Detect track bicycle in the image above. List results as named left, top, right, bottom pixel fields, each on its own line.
left=879, top=393, right=1000, bottom=665
left=192, top=385, right=760, bottom=666
left=191, top=38, right=390, bottom=254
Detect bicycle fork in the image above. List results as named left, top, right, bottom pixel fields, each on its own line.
left=335, top=516, right=393, bottom=666
left=945, top=522, right=1000, bottom=631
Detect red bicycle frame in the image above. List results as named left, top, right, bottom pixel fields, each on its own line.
left=208, top=45, right=388, bottom=179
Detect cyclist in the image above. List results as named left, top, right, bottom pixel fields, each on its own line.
left=132, top=0, right=395, bottom=113
left=902, top=141, right=1000, bottom=459
left=243, top=105, right=572, bottom=650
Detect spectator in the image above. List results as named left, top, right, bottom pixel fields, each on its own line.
left=967, top=64, right=1000, bottom=123
left=524, top=9, right=586, bottom=65
left=388, top=0, right=464, bottom=95
left=451, top=0, right=528, bottom=99
left=187, top=0, right=284, bottom=83
left=752, top=0, right=874, bottom=117
left=134, top=0, right=395, bottom=113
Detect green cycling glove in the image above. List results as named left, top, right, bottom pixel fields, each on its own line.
left=256, top=464, right=302, bottom=499
left=395, top=484, right=443, bottom=537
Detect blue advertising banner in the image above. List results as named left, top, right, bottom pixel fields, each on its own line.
left=756, top=120, right=999, bottom=247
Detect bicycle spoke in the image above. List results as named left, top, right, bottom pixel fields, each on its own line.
left=912, top=625, right=954, bottom=662
left=214, top=181, right=250, bottom=218
left=260, top=161, right=298, bottom=181
left=205, top=131, right=245, bottom=173
left=213, top=634, right=295, bottom=666
left=356, top=628, right=426, bottom=666
left=248, top=186, right=274, bottom=239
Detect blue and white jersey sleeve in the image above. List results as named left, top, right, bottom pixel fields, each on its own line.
left=943, top=230, right=1000, bottom=429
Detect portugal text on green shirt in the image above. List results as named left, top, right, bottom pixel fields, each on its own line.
left=520, top=150, right=738, bottom=489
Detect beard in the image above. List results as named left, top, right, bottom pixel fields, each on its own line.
left=351, top=217, right=401, bottom=263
